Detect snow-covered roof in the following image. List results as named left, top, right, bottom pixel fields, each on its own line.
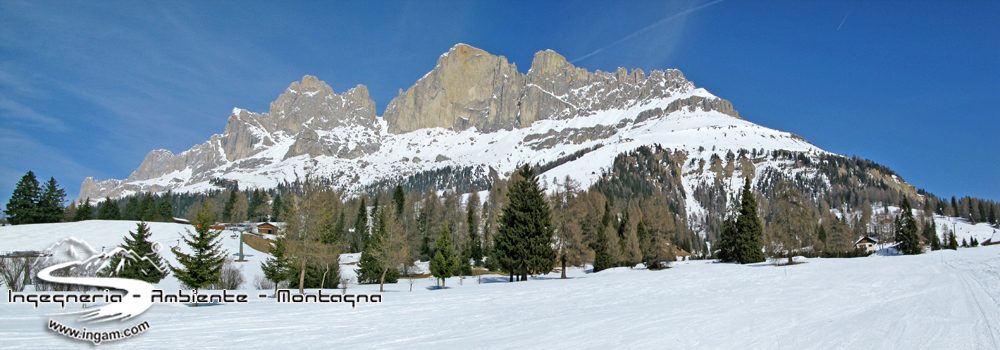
left=855, top=236, right=878, bottom=245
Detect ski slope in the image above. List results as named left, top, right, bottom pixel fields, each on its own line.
left=2, top=221, right=999, bottom=349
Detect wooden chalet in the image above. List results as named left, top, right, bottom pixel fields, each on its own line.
left=854, top=236, right=878, bottom=253
left=256, top=222, right=279, bottom=235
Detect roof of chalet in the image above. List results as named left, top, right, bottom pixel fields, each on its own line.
left=854, top=236, right=879, bottom=245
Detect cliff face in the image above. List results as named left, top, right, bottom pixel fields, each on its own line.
left=79, top=44, right=748, bottom=201
left=383, top=44, right=738, bottom=134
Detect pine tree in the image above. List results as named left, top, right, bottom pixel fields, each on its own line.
left=171, top=202, right=226, bottom=302
left=591, top=200, right=614, bottom=272
left=136, top=194, right=155, bottom=221
left=123, top=197, right=140, bottom=221
left=350, top=197, right=368, bottom=253
left=731, top=178, right=764, bottom=264
left=97, top=198, right=121, bottom=220
left=157, top=200, right=173, bottom=221
left=990, top=206, right=997, bottom=226
left=222, top=190, right=237, bottom=222
left=971, top=237, right=979, bottom=247
left=5, top=171, right=41, bottom=225
left=73, top=198, right=94, bottom=221
left=393, top=185, right=406, bottom=217
left=99, top=222, right=169, bottom=283
left=430, top=226, right=458, bottom=288
left=261, top=234, right=293, bottom=294
left=894, top=198, right=922, bottom=255
left=925, top=219, right=941, bottom=251
left=494, top=165, right=556, bottom=281
left=466, top=191, right=482, bottom=266
left=271, top=194, right=283, bottom=221
left=38, top=177, right=66, bottom=223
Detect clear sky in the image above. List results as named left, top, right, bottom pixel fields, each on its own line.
left=1, top=0, right=997, bottom=207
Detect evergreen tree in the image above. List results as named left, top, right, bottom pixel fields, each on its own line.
left=333, top=210, right=347, bottom=245
left=261, top=234, right=293, bottom=294
left=948, top=232, right=959, bottom=250
left=393, top=184, right=406, bottom=217
left=5, top=171, right=41, bottom=225
left=894, top=198, right=922, bottom=255
left=171, top=202, right=226, bottom=302
left=222, top=190, right=237, bottom=222
left=430, top=226, right=458, bottom=288
left=817, top=224, right=828, bottom=248
left=591, top=200, right=614, bottom=273
left=139, top=194, right=158, bottom=221
left=97, top=198, right=121, bottom=220
left=990, top=206, right=997, bottom=226
left=271, top=194, right=283, bottom=221
left=925, top=219, right=941, bottom=251
left=73, top=198, right=94, bottom=221
left=99, top=222, right=169, bottom=283
left=466, top=191, right=482, bottom=266
left=123, top=197, right=140, bottom=221
left=38, top=177, right=66, bottom=223
left=355, top=211, right=400, bottom=285
left=731, top=178, right=764, bottom=264
left=157, top=200, right=173, bottom=221
left=352, top=197, right=368, bottom=253
left=494, top=165, right=557, bottom=281
left=717, top=215, right=737, bottom=262
left=971, top=237, right=979, bottom=247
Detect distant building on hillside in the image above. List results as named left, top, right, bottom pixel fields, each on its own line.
left=256, top=222, right=279, bottom=235
left=854, top=236, right=878, bottom=253
left=983, top=230, right=999, bottom=246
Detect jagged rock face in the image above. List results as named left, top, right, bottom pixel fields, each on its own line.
left=120, top=76, right=381, bottom=184
left=383, top=44, right=526, bottom=133
left=79, top=45, right=750, bottom=202
left=383, top=44, right=739, bottom=134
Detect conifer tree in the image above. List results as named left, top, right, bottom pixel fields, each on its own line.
left=948, top=232, right=959, bottom=250
left=352, top=197, right=368, bottom=253
left=356, top=210, right=400, bottom=286
left=157, top=200, right=173, bottom=221
left=733, top=178, right=764, bottom=264
left=73, top=198, right=94, bottom=221
left=925, top=219, right=941, bottom=251
left=38, top=177, right=66, bottom=223
left=393, top=185, right=406, bottom=217
left=222, top=190, right=237, bottom=222
left=591, top=200, right=614, bottom=272
left=271, top=194, right=283, bottom=221
left=5, top=171, right=41, bottom=225
left=466, top=191, right=482, bottom=266
left=138, top=194, right=157, bottom=221
left=99, top=222, right=169, bottom=283
left=494, top=165, right=556, bottom=281
left=261, top=234, right=293, bottom=294
left=430, top=226, right=458, bottom=288
left=97, top=198, right=121, bottom=220
left=894, top=198, right=922, bottom=255
left=171, top=202, right=226, bottom=303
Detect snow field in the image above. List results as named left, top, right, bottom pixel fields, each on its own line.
left=1, top=221, right=999, bottom=349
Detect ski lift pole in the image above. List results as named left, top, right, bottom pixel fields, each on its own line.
left=239, top=230, right=245, bottom=261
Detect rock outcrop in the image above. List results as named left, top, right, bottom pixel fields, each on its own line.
left=383, top=44, right=739, bottom=134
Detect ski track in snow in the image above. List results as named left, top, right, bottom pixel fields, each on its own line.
left=2, top=221, right=999, bottom=349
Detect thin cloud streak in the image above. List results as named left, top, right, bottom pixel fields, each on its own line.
left=571, top=0, right=724, bottom=64
left=837, top=6, right=853, bottom=30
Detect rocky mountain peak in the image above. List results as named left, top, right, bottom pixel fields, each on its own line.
left=384, top=44, right=739, bottom=135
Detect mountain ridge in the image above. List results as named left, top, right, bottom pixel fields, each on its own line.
left=78, top=44, right=893, bottom=223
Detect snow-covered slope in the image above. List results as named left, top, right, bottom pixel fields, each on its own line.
left=2, top=221, right=998, bottom=349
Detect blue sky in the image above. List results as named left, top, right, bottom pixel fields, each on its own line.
left=1, top=0, right=997, bottom=207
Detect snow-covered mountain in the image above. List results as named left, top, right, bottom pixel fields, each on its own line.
left=77, top=44, right=911, bottom=214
